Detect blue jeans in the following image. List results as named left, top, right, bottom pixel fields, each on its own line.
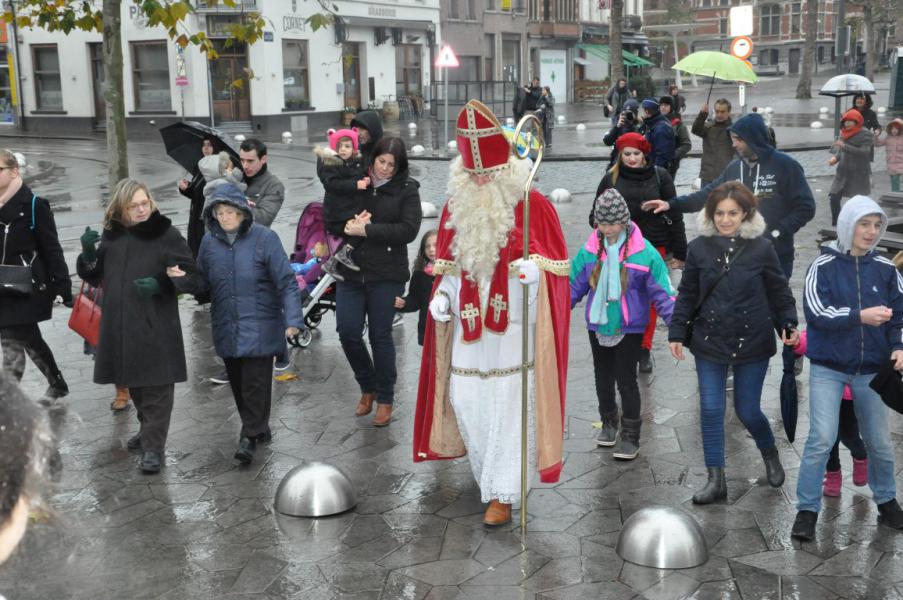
left=696, top=356, right=774, bottom=467
left=796, top=363, right=897, bottom=513
left=335, top=280, right=404, bottom=405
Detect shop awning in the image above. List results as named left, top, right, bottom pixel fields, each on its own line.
left=577, top=43, right=653, bottom=68
left=573, top=56, right=591, bottom=66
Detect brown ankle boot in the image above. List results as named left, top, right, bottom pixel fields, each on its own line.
left=483, top=500, right=512, bottom=526
left=355, top=392, right=376, bottom=416
left=373, top=403, right=393, bottom=427
left=110, top=386, right=130, bottom=412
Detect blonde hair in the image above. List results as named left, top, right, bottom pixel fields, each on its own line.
left=0, top=149, right=18, bottom=170
left=103, top=178, right=156, bottom=230
left=608, top=147, right=647, bottom=185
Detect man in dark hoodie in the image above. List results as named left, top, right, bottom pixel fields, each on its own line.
left=350, top=110, right=384, bottom=168
left=639, top=98, right=676, bottom=171
left=643, top=112, right=815, bottom=278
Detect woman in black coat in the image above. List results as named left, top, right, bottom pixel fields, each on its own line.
left=0, top=149, right=72, bottom=403
left=77, top=179, right=197, bottom=474
left=334, top=137, right=422, bottom=426
left=592, top=132, right=686, bottom=372
left=668, top=181, right=799, bottom=505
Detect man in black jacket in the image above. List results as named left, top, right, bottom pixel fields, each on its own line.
left=523, top=77, right=542, bottom=113
left=350, top=110, right=385, bottom=168
left=602, top=99, right=640, bottom=167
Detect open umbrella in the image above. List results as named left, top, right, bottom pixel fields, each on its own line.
left=819, top=74, right=876, bottom=138
left=502, top=124, right=541, bottom=154
left=780, top=345, right=798, bottom=443
left=672, top=51, right=758, bottom=105
left=159, top=121, right=241, bottom=175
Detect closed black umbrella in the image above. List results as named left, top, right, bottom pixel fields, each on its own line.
left=159, top=121, right=241, bottom=175
left=780, top=345, right=798, bottom=443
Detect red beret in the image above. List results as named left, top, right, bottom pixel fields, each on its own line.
left=615, top=132, right=651, bottom=155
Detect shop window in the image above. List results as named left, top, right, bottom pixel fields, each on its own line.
left=760, top=4, right=781, bottom=36
left=32, top=45, right=63, bottom=110
left=0, top=47, right=12, bottom=122
left=283, top=40, right=310, bottom=109
left=131, top=41, right=171, bottom=111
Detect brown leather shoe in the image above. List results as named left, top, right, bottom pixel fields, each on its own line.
left=110, top=386, right=130, bottom=412
left=355, top=392, right=376, bottom=416
left=372, top=403, right=393, bottom=427
left=483, top=500, right=512, bottom=526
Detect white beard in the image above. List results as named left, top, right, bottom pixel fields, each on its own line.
left=445, top=156, right=531, bottom=284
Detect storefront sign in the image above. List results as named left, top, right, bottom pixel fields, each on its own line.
left=539, top=50, right=566, bottom=102
left=368, top=6, right=396, bottom=18
left=129, top=4, right=149, bottom=29
left=283, top=15, right=307, bottom=33
left=207, top=15, right=249, bottom=38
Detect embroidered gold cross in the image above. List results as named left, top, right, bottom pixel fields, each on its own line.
left=461, top=303, right=480, bottom=330
left=489, top=293, right=507, bottom=321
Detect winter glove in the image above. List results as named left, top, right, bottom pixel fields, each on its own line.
left=133, top=277, right=161, bottom=298
left=429, top=293, right=451, bottom=323
left=80, top=226, right=101, bottom=262
left=516, top=259, right=540, bottom=286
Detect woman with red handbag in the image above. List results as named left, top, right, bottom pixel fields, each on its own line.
left=0, top=148, right=72, bottom=405
left=76, top=178, right=198, bottom=474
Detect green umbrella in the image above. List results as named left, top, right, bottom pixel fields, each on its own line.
left=672, top=51, right=758, bottom=105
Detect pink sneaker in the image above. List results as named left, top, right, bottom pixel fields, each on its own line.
left=852, top=458, right=868, bottom=487
left=823, top=469, right=842, bottom=497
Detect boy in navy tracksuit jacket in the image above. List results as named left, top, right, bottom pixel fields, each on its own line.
left=792, top=196, right=903, bottom=541
left=659, top=113, right=815, bottom=277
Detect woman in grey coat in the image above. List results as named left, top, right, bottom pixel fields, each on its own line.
left=828, top=109, right=874, bottom=226
left=76, top=179, right=197, bottom=474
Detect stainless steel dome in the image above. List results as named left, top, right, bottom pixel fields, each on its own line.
left=615, top=506, right=708, bottom=569
left=274, top=462, right=357, bottom=517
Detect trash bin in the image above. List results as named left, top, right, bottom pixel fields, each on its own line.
left=890, top=47, right=903, bottom=109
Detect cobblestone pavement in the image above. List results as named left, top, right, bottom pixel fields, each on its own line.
left=1, top=132, right=903, bottom=599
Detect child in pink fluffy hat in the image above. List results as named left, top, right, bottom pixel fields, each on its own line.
left=314, top=127, right=370, bottom=277
left=794, top=330, right=868, bottom=496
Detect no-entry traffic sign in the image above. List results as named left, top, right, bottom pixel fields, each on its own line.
left=730, top=36, right=753, bottom=60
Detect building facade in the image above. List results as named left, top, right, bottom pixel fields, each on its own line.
left=8, top=0, right=440, bottom=136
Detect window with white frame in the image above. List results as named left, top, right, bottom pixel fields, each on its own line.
left=791, top=3, right=801, bottom=35
left=32, top=45, right=62, bottom=110
left=131, top=41, right=171, bottom=111
left=760, top=4, right=781, bottom=36
left=283, top=39, right=310, bottom=109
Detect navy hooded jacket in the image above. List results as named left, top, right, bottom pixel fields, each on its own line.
left=641, top=110, right=676, bottom=169
left=671, top=113, right=815, bottom=266
left=804, top=196, right=903, bottom=375
left=195, top=184, right=305, bottom=359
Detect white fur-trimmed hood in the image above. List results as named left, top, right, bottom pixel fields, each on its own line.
left=696, top=208, right=766, bottom=238
left=313, top=145, right=359, bottom=166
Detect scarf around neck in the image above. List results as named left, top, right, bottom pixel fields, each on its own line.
left=589, top=229, right=626, bottom=327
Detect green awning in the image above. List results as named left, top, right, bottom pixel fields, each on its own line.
left=576, top=43, right=653, bottom=68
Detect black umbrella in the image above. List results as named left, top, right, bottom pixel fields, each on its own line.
left=780, top=344, right=798, bottom=443
left=159, top=121, right=241, bottom=175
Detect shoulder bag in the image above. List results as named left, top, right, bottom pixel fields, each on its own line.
left=0, top=194, right=37, bottom=296
left=68, top=282, right=102, bottom=347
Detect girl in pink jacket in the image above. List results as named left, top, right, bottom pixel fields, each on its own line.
left=877, top=118, right=903, bottom=192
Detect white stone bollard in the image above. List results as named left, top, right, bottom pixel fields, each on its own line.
left=878, top=106, right=887, bottom=114
left=447, top=141, right=458, bottom=152
left=557, top=115, right=566, bottom=124
left=810, top=121, right=824, bottom=129
left=819, top=106, right=829, bottom=113
left=506, top=118, right=515, bottom=127
left=576, top=123, right=586, bottom=132
left=234, top=134, right=246, bottom=143
left=281, top=131, right=293, bottom=144
left=420, top=201, right=438, bottom=218
left=408, top=122, right=417, bottom=129
left=410, top=144, right=425, bottom=155
left=549, top=189, right=572, bottom=204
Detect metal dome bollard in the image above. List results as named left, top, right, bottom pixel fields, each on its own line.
left=274, top=462, right=357, bottom=517
left=616, top=506, right=708, bottom=569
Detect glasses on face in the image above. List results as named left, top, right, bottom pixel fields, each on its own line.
left=0, top=165, right=16, bottom=172
left=127, top=200, right=151, bottom=213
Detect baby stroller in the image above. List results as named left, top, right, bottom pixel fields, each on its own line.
left=287, top=201, right=340, bottom=348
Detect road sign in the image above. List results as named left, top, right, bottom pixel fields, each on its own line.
left=730, top=36, right=753, bottom=60
left=435, top=45, right=459, bottom=68
left=176, top=75, right=189, bottom=87
left=729, top=6, right=753, bottom=37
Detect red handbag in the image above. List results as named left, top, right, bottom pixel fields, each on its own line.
left=68, top=282, right=102, bottom=347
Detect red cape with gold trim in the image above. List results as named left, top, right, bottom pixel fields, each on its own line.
left=413, top=189, right=570, bottom=483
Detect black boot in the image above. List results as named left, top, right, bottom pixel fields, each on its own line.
left=760, top=446, right=785, bottom=487
left=39, top=372, right=69, bottom=407
left=139, top=451, right=162, bottom=474
left=877, top=499, right=903, bottom=530
left=692, top=467, right=727, bottom=504
left=791, top=510, right=818, bottom=541
left=234, top=437, right=256, bottom=464
left=612, top=417, right=641, bottom=460
left=595, top=411, right=619, bottom=447
left=638, top=349, right=654, bottom=374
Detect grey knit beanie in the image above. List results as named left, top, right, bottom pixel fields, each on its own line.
left=593, top=188, right=630, bottom=226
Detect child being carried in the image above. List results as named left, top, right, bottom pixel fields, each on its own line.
left=315, top=127, right=370, bottom=278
